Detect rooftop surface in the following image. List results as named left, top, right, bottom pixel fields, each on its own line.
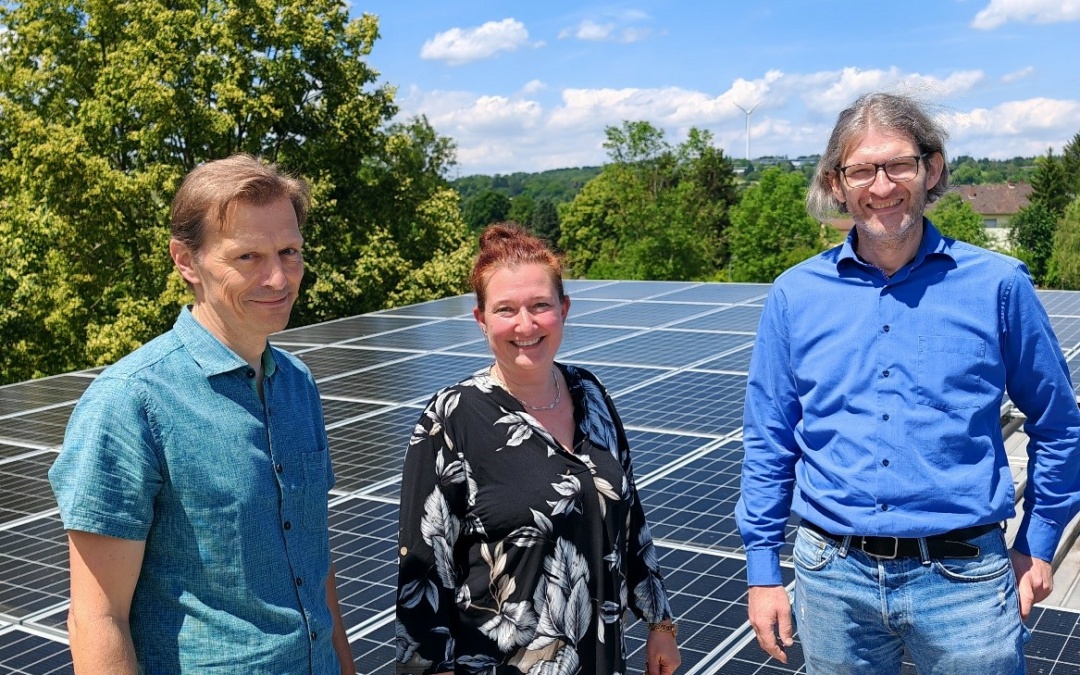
left=0, top=280, right=1078, bottom=673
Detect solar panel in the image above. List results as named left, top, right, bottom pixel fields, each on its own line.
left=0, top=376, right=92, bottom=419
left=0, top=628, right=72, bottom=675
left=613, top=371, right=747, bottom=437
left=0, top=281, right=1077, bottom=675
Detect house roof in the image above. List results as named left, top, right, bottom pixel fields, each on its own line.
left=944, top=182, right=1033, bottom=216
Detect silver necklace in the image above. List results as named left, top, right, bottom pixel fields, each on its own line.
left=495, top=367, right=562, bottom=412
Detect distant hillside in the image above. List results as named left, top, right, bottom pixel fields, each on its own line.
left=450, top=155, right=1038, bottom=207
left=452, top=166, right=602, bottom=204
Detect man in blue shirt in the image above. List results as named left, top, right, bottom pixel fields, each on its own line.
left=736, top=93, right=1080, bottom=674
left=49, top=155, right=356, bottom=674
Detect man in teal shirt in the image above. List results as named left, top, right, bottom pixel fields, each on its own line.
left=50, top=155, right=355, bottom=674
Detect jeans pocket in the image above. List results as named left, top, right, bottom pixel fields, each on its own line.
left=793, top=526, right=838, bottom=571
left=932, top=532, right=1011, bottom=582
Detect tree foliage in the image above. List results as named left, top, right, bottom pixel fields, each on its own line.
left=530, top=200, right=561, bottom=249
left=1009, top=203, right=1058, bottom=285
left=1030, top=148, right=1072, bottom=217
left=948, top=155, right=1037, bottom=185
left=462, top=189, right=512, bottom=231
left=452, top=166, right=601, bottom=203
left=0, top=0, right=472, bottom=383
left=558, top=122, right=738, bottom=280
left=1063, top=132, right=1080, bottom=200
left=727, top=168, right=824, bottom=282
left=929, top=192, right=991, bottom=248
left=1047, top=198, right=1080, bottom=290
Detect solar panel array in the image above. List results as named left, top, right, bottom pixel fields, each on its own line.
left=1, top=280, right=1079, bottom=674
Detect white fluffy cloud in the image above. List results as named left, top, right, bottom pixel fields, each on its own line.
left=420, top=19, right=531, bottom=66
left=946, top=98, right=1080, bottom=157
left=395, top=68, right=1077, bottom=174
left=972, top=0, right=1080, bottom=29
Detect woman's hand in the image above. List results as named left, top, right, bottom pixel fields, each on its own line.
left=645, top=624, right=681, bottom=675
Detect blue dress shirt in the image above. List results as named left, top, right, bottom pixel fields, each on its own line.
left=50, top=307, right=340, bottom=674
left=737, top=221, right=1080, bottom=586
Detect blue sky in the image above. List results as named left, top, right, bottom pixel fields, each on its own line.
left=354, top=0, right=1080, bottom=177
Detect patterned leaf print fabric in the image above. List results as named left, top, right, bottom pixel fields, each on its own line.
left=396, top=364, right=673, bottom=674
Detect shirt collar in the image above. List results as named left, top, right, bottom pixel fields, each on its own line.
left=174, top=306, right=275, bottom=378
left=837, top=217, right=953, bottom=274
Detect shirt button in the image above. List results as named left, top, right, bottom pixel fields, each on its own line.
left=295, top=577, right=303, bottom=586
left=882, top=459, right=890, bottom=467
left=400, top=546, right=408, bottom=556
left=310, top=631, right=318, bottom=641
left=881, top=504, right=889, bottom=511
left=276, top=463, right=284, bottom=474
left=283, top=521, right=292, bottom=530
left=882, top=369, right=890, bottom=378
left=883, top=325, right=890, bottom=332
left=882, top=413, right=890, bottom=421
left=245, top=368, right=255, bottom=379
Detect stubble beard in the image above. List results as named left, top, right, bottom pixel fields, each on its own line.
left=852, top=187, right=928, bottom=253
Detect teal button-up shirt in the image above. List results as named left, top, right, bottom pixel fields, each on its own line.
left=50, top=307, right=340, bottom=674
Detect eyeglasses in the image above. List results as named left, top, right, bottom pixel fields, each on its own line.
left=837, top=154, right=928, bottom=189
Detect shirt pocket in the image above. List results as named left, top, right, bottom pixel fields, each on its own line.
left=301, top=449, right=331, bottom=531
left=916, top=336, right=987, bottom=411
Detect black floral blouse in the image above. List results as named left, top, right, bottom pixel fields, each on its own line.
left=395, top=363, right=674, bottom=675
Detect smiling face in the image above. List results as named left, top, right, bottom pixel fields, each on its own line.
left=830, top=125, right=943, bottom=247
left=474, top=263, right=570, bottom=381
left=170, top=196, right=304, bottom=362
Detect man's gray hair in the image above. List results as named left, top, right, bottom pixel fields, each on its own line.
left=806, top=92, right=950, bottom=221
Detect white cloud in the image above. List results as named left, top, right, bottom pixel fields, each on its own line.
left=522, top=80, right=547, bottom=94
left=560, top=19, right=615, bottom=41
left=972, top=0, right=1080, bottom=29
left=794, top=67, right=984, bottom=115
left=420, top=18, right=531, bottom=66
left=947, top=97, right=1080, bottom=157
left=1001, top=66, right=1035, bottom=83
left=558, top=14, right=652, bottom=43
left=396, top=69, right=1072, bottom=175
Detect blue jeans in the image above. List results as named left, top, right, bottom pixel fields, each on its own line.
left=793, top=524, right=1029, bottom=675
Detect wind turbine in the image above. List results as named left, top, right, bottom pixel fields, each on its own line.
left=732, top=102, right=759, bottom=161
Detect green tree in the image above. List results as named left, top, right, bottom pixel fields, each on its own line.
left=462, top=189, right=512, bottom=230
left=727, top=168, right=823, bottom=282
left=530, top=200, right=561, bottom=249
left=929, top=192, right=991, bottom=248
left=0, top=0, right=471, bottom=383
left=1009, top=203, right=1058, bottom=285
left=1047, top=198, right=1080, bottom=290
left=1030, top=148, right=1071, bottom=217
left=507, top=194, right=536, bottom=228
left=1063, top=132, right=1080, bottom=199
left=559, top=121, right=738, bottom=280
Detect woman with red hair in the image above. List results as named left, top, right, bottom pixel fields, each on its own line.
left=396, top=224, right=680, bottom=675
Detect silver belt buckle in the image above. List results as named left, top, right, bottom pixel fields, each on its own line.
left=861, top=536, right=899, bottom=559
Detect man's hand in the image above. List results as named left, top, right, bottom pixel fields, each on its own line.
left=747, top=585, right=793, bottom=663
left=1009, top=549, right=1053, bottom=620
left=644, top=625, right=680, bottom=675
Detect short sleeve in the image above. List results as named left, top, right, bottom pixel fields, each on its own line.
left=49, top=376, right=163, bottom=540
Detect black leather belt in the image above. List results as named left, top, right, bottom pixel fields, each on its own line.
left=801, top=520, right=999, bottom=560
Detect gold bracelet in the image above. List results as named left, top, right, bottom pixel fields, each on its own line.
left=648, top=622, right=678, bottom=638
